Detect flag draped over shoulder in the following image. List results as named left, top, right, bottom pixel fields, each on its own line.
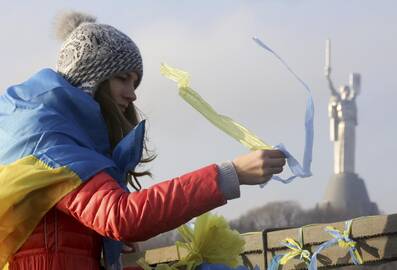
left=0, top=69, right=145, bottom=268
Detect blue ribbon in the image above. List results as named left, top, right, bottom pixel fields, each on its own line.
left=309, top=220, right=363, bottom=270
left=267, top=229, right=311, bottom=270
left=253, top=37, right=314, bottom=184
left=267, top=255, right=283, bottom=270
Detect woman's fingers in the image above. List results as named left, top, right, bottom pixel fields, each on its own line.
left=262, top=149, right=285, bottom=158
left=232, top=149, right=287, bottom=185
left=265, top=166, right=284, bottom=175
left=267, top=157, right=286, bottom=168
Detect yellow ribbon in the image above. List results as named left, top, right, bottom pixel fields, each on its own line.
left=138, top=213, right=245, bottom=270
left=160, top=63, right=272, bottom=151
left=174, top=213, right=245, bottom=270
left=325, top=225, right=363, bottom=264
left=279, top=238, right=311, bottom=265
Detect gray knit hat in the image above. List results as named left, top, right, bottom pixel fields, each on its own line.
left=55, top=11, right=143, bottom=94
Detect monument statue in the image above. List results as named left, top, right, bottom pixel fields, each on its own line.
left=321, top=40, right=378, bottom=215
left=325, top=40, right=361, bottom=174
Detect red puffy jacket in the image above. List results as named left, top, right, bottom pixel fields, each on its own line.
left=9, top=164, right=226, bottom=270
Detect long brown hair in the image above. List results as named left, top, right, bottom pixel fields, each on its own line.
left=94, top=80, right=155, bottom=189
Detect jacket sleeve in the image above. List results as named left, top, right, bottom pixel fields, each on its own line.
left=56, top=164, right=227, bottom=242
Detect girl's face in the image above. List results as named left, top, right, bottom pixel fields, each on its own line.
left=108, top=71, right=139, bottom=112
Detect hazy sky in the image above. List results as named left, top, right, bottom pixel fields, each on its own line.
left=1, top=1, right=396, bottom=220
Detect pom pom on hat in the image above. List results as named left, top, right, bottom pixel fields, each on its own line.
left=54, top=11, right=96, bottom=41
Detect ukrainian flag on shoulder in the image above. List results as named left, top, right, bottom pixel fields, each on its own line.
left=0, top=69, right=145, bottom=268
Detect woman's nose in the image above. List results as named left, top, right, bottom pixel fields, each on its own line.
left=130, top=91, right=137, bottom=102
left=124, top=89, right=136, bottom=102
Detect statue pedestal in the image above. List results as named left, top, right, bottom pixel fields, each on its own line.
left=321, top=172, right=379, bottom=216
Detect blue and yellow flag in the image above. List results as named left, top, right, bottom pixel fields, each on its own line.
left=0, top=69, right=145, bottom=268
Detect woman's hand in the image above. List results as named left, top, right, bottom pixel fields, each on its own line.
left=232, top=150, right=286, bottom=185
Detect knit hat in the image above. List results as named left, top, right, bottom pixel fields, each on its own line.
left=55, top=11, right=143, bottom=95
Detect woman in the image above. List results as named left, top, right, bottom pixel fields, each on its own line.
left=0, top=11, right=286, bottom=270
